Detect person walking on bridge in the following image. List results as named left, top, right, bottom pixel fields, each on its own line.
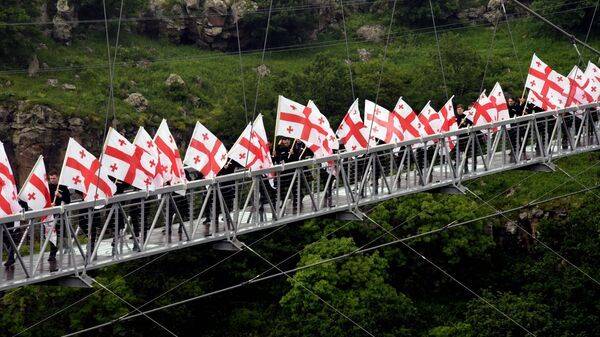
left=47, top=169, right=70, bottom=263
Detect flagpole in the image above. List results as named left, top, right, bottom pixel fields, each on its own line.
left=272, top=95, right=281, bottom=157
left=287, top=139, right=298, bottom=159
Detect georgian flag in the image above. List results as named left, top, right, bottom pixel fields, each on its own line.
left=228, top=122, right=271, bottom=170
left=0, top=141, right=21, bottom=217
left=585, top=61, right=600, bottom=83
left=102, top=128, right=156, bottom=190
left=393, top=97, right=421, bottom=142
left=489, top=82, right=511, bottom=128
left=364, top=99, right=402, bottom=144
left=467, top=91, right=496, bottom=128
left=275, top=95, right=329, bottom=148
left=417, top=101, right=442, bottom=137
left=18, top=156, right=54, bottom=241
left=250, top=114, right=274, bottom=169
left=336, top=99, right=375, bottom=151
left=58, top=138, right=116, bottom=202
left=183, top=122, right=228, bottom=179
left=133, top=126, right=162, bottom=188
left=526, top=90, right=557, bottom=111
left=439, top=96, right=459, bottom=151
left=525, top=54, right=570, bottom=109
left=567, top=66, right=597, bottom=107
left=307, top=100, right=338, bottom=149
left=154, top=119, right=186, bottom=187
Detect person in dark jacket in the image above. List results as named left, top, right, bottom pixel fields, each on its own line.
left=507, top=97, right=526, bottom=161
left=47, top=169, right=70, bottom=262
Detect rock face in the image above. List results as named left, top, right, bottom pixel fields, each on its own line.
left=0, top=102, right=86, bottom=182
left=27, top=55, right=40, bottom=77
left=124, top=93, right=149, bottom=112
left=52, top=0, right=77, bottom=45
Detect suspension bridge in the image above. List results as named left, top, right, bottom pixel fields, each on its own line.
left=0, top=103, right=598, bottom=291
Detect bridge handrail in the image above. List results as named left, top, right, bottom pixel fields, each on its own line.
left=0, top=102, right=597, bottom=225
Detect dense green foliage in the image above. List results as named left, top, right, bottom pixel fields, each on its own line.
left=0, top=0, right=41, bottom=66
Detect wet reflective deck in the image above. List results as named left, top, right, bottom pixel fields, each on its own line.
left=1, top=105, right=599, bottom=290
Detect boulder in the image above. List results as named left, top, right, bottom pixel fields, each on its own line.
left=256, top=64, right=270, bottom=77
left=124, top=93, right=149, bottom=112
left=357, top=25, right=385, bottom=43
left=47, top=79, right=59, bottom=87
left=357, top=48, right=371, bottom=62
left=165, top=73, right=185, bottom=87
left=62, top=83, right=76, bottom=91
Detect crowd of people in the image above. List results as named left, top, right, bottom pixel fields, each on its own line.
left=0, top=91, right=583, bottom=270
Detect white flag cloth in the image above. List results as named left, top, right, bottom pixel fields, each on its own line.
left=525, top=54, right=570, bottom=108
left=58, top=138, right=116, bottom=202
left=102, top=128, right=156, bottom=190
left=417, top=101, right=443, bottom=137
left=183, top=122, right=228, bottom=179
left=275, top=95, right=328, bottom=148
left=336, top=99, right=375, bottom=151
left=393, top=97, right=421, bottom=142
left=228, top=122, right=271, bottom=170
left=154, top=119, right=186, bottom=187
left=526, top=90, right=557, bottom=111
left=567, top=66, right=598, bottom=106
left=489, top=82, right=511, bottom=127
left=438, top=96, right=459, bottom=151
left=18, top=155, right=54, bottom=241
left=251, top=114, right=274, bottom=169
left=467, top=91, right=496, bottom=128
left=364, top=99, right=402, bottom=144
left=133, top=126, right=162, bottom=188
left=307, top=100, right=339, bottom=150
left=584, top=61, right=600, bottom=83
left=0, top=141, right=21, bottom=217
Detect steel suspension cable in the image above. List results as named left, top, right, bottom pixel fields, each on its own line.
left=367, top=0, right=399, bottom=149
left=235, top=19, right=249, bottom=124
left=501, top=1, right=527, bottom=89
left=243, top=243, right=376, bottom=337
left=339, top=0, right=356, bottom=100
left=480, top=17, right=500, bottom=94
left=361, top=213, right=537, bottom=336
left=62, top=181, right=600, bottom=336
left=429, top=0, right=449, bottom=101
left=109, top=0, right=125, bottom=123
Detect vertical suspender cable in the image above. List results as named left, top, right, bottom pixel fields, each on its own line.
left=429, top=0, right=449, bottom=101
left=339, top=0, right=356, bottom=100
left=480, top=18, right=499, bottom=94
left=366, top=0, right=399, bottom=149
left=235, top=19, right=249, bottom=124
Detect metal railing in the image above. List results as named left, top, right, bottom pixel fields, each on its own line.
left=1, top=103, right=598, bottom=290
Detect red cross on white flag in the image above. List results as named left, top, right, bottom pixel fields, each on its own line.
left=336, top=99, right=375, bottom=152
left=417, top=101, right=442, bottom=138
left=102, top=128, right=156, bottom=190
left=305, top=100, right=338, bottom=154
left=364, top=99, right=403, bottom=144
left=489, top=82, right=511, bottom=128
left=584, top=61, right=600, bottom=84
left=275, top=95, right=331, bottom=148
left=393, top=97, right=421, bottom=142
left=133, top=126, right=162, bottom=189
left=183, top=121, right=228, bottom=178
left=0, top=141, right=22, bottom=217
left=228, top=114, right=275, bottom=186
left=154, top=119, right=186, bottom=189
left=58, top=138, right=116, bottom=202
left=525, top=54, right=570, bottom=108
left=467, top=91, right=496, bottom=128
left=526, top=89, right=557, bottom=111
left=18, top=155, right=54, bottom=230
left=567, top=66, right=598, bottom=107
left=439, top=96, right=459, bottom=151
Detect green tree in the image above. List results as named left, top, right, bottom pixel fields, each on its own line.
left=278, top=237, right=417, bottom=337
left=0, top=0, right=41, bottom=66
left=530, top=0, right=598, bottom=33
